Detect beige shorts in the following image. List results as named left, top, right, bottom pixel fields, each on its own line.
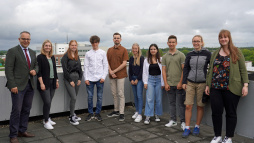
left=184, top=81, right=206, bottom=107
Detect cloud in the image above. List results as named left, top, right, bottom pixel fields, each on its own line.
left=0, top=0, right=254, bottom=50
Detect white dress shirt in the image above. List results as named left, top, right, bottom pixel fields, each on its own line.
left=20, top=44, right=31, bottom=63
left=142, top=58, right=164, bottom=86
left=83, top=49, right=108, bottom=82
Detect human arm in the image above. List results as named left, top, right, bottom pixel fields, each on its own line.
left=182, top=53, right=191, bottom=90
left=177, top=64, right=184, bottom=89
left=61, top=54, right=72, bottom=82
left=5, top=48, right=18, bottom=91
left=162, top=66, right=170, bottom=91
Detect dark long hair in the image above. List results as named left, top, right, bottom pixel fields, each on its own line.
left=147, top=44, right=161, bottom=64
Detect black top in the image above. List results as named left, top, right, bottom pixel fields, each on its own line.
left=128, top=56, right=144, bottom=81
left=37, top=54, right=58, bottom=91
left=149, top=63, right=161, bottom=75
left=61, top=53, right=83, bottom=82
left=211, top=54, right=230, bottom=90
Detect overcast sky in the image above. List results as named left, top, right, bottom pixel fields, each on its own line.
left=1, top=0, right=254, bottom=50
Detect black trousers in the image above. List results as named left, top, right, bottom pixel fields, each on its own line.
left=39, top=79, right=55, bottom=122
left=210, top=88, right=240, bottom=137
left=9, top=81, right=34, bottom=138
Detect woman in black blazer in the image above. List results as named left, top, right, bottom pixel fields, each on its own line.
left=37, top=39, right=59, bottom=130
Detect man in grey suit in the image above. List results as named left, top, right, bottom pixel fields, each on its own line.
left=5, top=31, right=38, bottom=143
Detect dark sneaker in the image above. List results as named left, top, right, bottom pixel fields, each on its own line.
left=192, top=127, right=200, bottom=136
left=119, top=114, right=125, bottom=121
left=107, top=111, right=120, bottom=117
left=182, top=128, right=191, bottom=138
left=94, top=113, right=102, bottom=121
left=85, top=113, right=94, bottom=121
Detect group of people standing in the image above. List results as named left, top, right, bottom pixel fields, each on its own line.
left=5, top=30, right=248, bottom=143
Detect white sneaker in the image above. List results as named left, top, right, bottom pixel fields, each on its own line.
left=44, top=121, right=54, bottom=130
left=181, top=122, right=186, bottom=131
left=144, top=116, right=150, bottom=124
left=154, top=115, right=160, bottom=122
left=74, top=113, right=81, bottom=121
left=69, top=115, right=79, bottom=125
left=134, top=115, right=142, bottom=122
left=222, top=136, right=232, bottom=143
left=132, top=112, right=138, bottom=119
left=165, top=120, right=177, bottom=127
left=49, top=118, right=56, bottom=125
left=210, top=136, right=222, bottom=143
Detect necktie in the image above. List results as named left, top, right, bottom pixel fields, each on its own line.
left=24, top=49, right=31, bottom=69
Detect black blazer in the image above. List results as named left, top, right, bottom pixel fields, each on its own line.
left=5, top=45, right=38, bottom=91
left=37, top=54, right=58, bottom=91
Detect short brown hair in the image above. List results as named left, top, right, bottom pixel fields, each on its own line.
left=168, top=35, right=177, bottom=42
left=90, top=35, right=100, bottom=44
left=113, top=32, right=121, bottom=38
left=41, top=39, right=53, bottom=57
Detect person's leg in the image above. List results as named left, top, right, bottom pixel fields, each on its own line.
left=210, top=88, right=224, bottom=137
left=48, top=80, right=55, bottom=119
left=196, top=83, right=206, bottom=126
left=117, top=78, right=125, bottom=114
left=39, top=89, right=51, bottom=122
left=9, top=88, right=26, bottom=138
left=86, top=81, right=95, bottom=114
left=136, top=80, right=144, bottom=115
left=64, top=79, right=77, bottom=116
left=131, top=84, right=138, bottom=112
left=176, top=89, right=186, bottom=123
left=144, top=77, right=155, bottom=117
left=168, top=86, right=177, bottom=121
left=110, top=78, right=119, bottom=112
left=19, top=81, right=34, bottom=133
left=223, top=90, right=240, bottom=138
left=95, top=81, right=104, bottom=114
left=154, top=76, right=162, bottom=116
left=184, top=81, right=195, bottom=127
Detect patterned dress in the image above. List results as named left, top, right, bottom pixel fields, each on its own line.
left=211, top=54, right=230, bottom=90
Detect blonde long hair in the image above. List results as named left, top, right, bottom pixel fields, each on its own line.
left=67, top=40, right=79, bottom=60
left=132, top=43, right=142, bottom=66
left=41, top=39, right=53, bottom=57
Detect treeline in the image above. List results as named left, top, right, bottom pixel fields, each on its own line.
left=128, top=47, right=254, bottom=65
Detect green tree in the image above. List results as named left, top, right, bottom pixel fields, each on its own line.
left=0, top=58, right=4, bottom=66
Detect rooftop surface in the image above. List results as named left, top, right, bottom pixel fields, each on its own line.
left=0, top=106, right=253, bottom=143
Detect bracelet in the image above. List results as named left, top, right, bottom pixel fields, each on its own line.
left=244, top=85, right=248, bottom=87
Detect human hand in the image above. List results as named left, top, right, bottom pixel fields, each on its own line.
left=131, top=80, right=135, bottom=85
left=30, top=70, right=36, bottom=76
left=70, top=81, right=75, bottom=87
left=112, top=74, right=117, bottom=78
left=77, top=80, right=81, bottom=86
left=242, top=86, right=248, bottom=97
left=144, top=84, right=148, bottom=89
left=40, top=83, right=46, bottom=91
left=182, top=84, right=187, bottom=90
left=134, top=79, right=138, bottom=85
left=164, top=84, right=170, bottom=91
left=205, top=86, right=210, bottom=95
left=100, top=78, right=105, bottom=83
left=177, top=82, right=182, bottom=89
left=11, top=87, right=18, bottom=94
left=85, top=80, right=90, bottom=85
left=56, top=81, right=59, bottom=89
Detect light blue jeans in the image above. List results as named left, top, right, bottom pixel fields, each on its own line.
left=131, top=76, right=144, bottom=114
left=144, top=75, right=163, bottom=117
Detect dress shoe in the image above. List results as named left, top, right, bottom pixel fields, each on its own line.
left=10, top=137, right=19, bottom=143
left=18, top=132, right=35, bottom=137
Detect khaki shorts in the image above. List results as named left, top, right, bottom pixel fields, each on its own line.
left=184, top=81, right=206, bottom=107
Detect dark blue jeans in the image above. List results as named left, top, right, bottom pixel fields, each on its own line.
left=131, top=76, right=144, bottom=114
left=86, top=80, right=104, bottom=114
left=9, top=81, right=34, bottom=138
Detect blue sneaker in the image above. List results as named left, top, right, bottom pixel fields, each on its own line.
left=182, top=128, right=191, bottom=138
left=192, top=127, right=200, bottom=136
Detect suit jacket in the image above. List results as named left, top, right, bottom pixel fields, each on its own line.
left=37, top=54, right=58, bottom=91
left=5, top=45, right=38, bottom=91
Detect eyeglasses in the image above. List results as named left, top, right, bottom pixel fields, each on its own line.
left=192, top=41, right=201, bottom=43
left=20, top=38, right=31, bottom=41
left=114, top=38, right=120, bottom=40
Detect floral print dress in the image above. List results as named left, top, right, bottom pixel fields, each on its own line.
left=211, top=54, right=230, bottom=90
